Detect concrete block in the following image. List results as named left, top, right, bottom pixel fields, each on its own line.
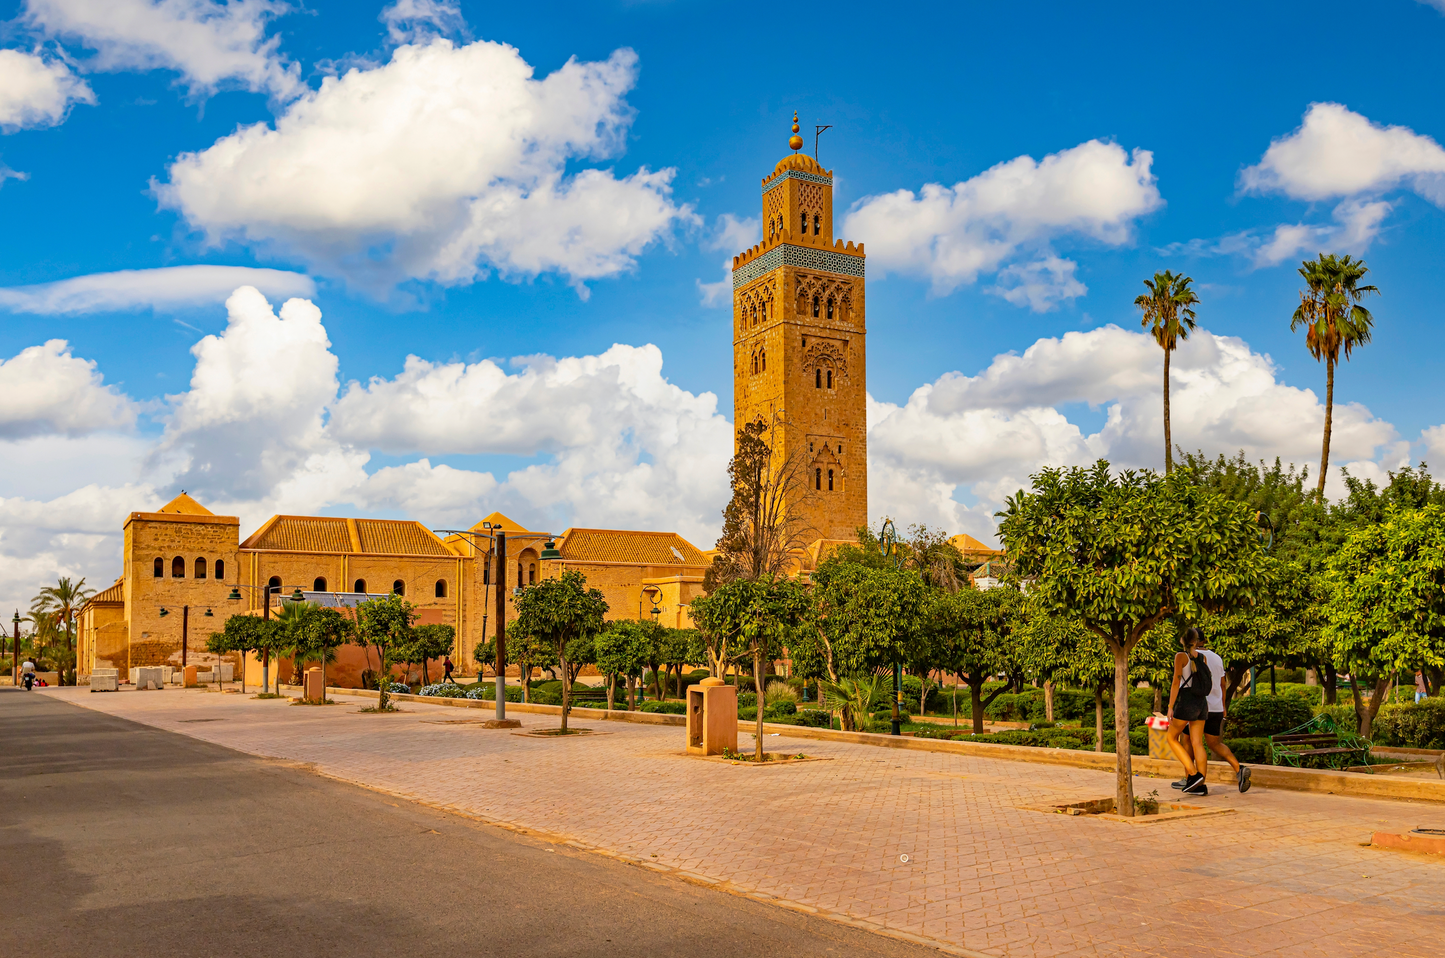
left=136, top=667, right=165, bottom=690
left=183, top=665, right=198, bottom=688
left=91, top=668, right=119, bottom=692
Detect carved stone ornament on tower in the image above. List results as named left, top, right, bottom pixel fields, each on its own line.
left=730, top=114, right=868, bottom=544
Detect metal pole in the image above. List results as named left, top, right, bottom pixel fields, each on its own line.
left=495, top=531, right=507, bottom=721
left=891, top=660, right=902, bottom=736
left=182, top=605, right=189, bottom=667
left=12, top=612, right=18, bottom=686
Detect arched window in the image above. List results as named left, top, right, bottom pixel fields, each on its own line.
left=392, top=580, right=405, bottom=596
left=800, top=210, right=808, bottom=233
left=269, top=576, right=281, bottom=589
left=751, top=353, right=757, bottom=375
left=214, top=559, right=224, bottom=581
left=760, top=350, right=766, bottom=372
left=353, top=579, right=367, bottom=594
left=814, top=213, right=821, bottom=235
left=153, top=557, right=163, bottom=577
left=750, top=304, right=756, bottom=327
left=435, top=579, right=447, bottom=598
left=194, top=557, right=206, bottom=579
left=827, top=369, right=833, bottom=389
left=172, top=556, right=185, bottom=578
left=313, top=577, right=327, bottom=592
left=517, top=563, right=524, bottom=589
left=828, top=469, right=835, bottom=491
left=528, top=563, right=537, bottom=585
left=826, top=297, right=834, bottom=320
left=812, top=294, right=820, bottom=318
left=815, top=467, right=822, bottom=491
left=815, top=368, right=822, bottom=388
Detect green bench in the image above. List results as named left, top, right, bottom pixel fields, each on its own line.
left=1269, top=714, right=1370, bottom=769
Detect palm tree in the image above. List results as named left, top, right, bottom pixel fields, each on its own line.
left=1135, top=270, right=1200, bottom=474
left=1292, top=253, right=1378, bottom=501
left=31, top=577, right=94, bottom=685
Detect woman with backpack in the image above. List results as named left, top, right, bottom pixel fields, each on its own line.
left=1166, top=627, right=1213, bottom=796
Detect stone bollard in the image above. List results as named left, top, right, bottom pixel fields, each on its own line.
left=686, top=677, right=738, bottom=756
left=304, top=667, right=325, bottom=702
left=183, top=665, right=198, bottom=688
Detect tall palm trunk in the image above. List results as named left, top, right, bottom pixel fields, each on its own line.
left=1317, top=357, right=1335, bottom=500
left=1163, top=346, right=1173, bottom=474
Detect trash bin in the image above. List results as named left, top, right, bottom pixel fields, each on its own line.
left=304, top=667, right=325, bottom=702
left=1145, top=714, right=1172, bottom=759
left=686, top=677, right=737, bottom=756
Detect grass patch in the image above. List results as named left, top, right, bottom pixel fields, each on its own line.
left=253, top=692, right=284, bottom=700
left=290, top=698, right=337, bottom=706
left=359, top=704, right=400, bottom=713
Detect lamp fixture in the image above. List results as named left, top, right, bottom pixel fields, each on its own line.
left=203, top=608, right=214, bottom=617
left=159, top=607, right=169, bottom=617
left=290, top=587, right=305, bottom=602
left=227, top=588, right=242, bottom=601
left=539, top=539, right=562, bottom=560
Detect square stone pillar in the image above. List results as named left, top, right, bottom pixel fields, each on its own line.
left=686, top=677, right=737, bottom=756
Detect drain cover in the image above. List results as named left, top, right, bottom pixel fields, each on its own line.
left=1411, top=827, right=1445, bottom=836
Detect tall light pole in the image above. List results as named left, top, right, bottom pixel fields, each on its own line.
left=158, top=605, right=214, bottom=670
left=11, top=610, right=19, bottom=686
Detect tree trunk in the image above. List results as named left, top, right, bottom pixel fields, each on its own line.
left=1094, top=684, right=1104, bottom=752
left=627, top=676, right=636, bottom=711
left=559, top=647, right=570, bottom=733
left=1112, top=644, right=1135, bottom=817
left=754, top=642, right=765, bottom=762
left=1317, top=356, right=1334, bottom=500
left=1357, top=674, right=1393, bottom=740
left=262, top=655, right=270, bottom=696
left=969, top=679, right=985, bottom=734
left=1044, top=680, right=1054, bottom=723
left=606, top=674, right=615, bottom=711
left=1163, top=344, right=1173, bottom=474
left=1323, top=662, right=1338, bottom=705
left=1224, top=664, right=1250, bottom=708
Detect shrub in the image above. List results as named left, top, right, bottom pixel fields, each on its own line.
left=737, top=692, right=757, bottom=709
left=638, top=700, right=686, bottom=714
left=766, top=681, right=799, bottom=704
left=1312, top=702, right=1359, bottom=733
left=1372, top=698, right=1445, bottom=749
left=1225, top=695, right=1314, bottom=738
left=418, top=682, right=467, bottom=698
left=1218, top=737, right=1270, bottom=764
left=788, top=709, right=832, bottom=728
left=386, top=682, right=410, bottom=694
left=463, top=684, right=522, bottom=702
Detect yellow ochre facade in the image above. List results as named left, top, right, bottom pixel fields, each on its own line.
left=733, top=115, right=868, bottom=544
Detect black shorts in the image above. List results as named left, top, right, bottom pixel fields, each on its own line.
left=1173, top=695, right=1209, bottom=722
left=1204, top=712, right=1224, bottom=736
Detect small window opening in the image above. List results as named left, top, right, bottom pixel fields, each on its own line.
left=313, top=577, right=327, bottom=592
left=815, top=368, right=822, bottom=388
left=172, top=556, right=185, bottom=578
left=828, top=469, right=835, bottom=492
left=761, top=350, right=766, bottom=372
left=354, top=579, right=367, bottom=594
left=392, top=580, right=405, bottom=596
left=838, top=444, right=843, bottom=454
left=483, top=566, right=491, bottom=586
left=528, top=563, right=537, bottom=585
left=827, top=369, right=833, bottom=389
left=269, top=576, right=282, bottom=590
left=809, top=441, right=814, bottom=453
left=153, top=557, right=163, bottom=578
left=826, top=297, right=834, bottom=320
left=435, top=579, right=447, bottom=598
left=195, top=557, right=207, bottom=579
left=812, top=294, right=820, bottom=318
left=814, top=214, right=821, bottom=236
left=815, top=467, right=822, bottom=491
left=215, top=559, right=224, bottom=581
left=800, top=210, right=808, bottom=233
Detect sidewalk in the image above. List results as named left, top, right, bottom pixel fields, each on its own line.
left=43, top=686, right=1445, bottom=958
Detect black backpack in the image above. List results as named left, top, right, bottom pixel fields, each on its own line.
left=1184, top=652, right=1213, bottom=697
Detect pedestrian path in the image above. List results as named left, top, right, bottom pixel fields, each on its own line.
left=45, top=687, right=1445, bottom=958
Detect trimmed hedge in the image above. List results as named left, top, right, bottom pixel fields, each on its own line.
left=639, top=700, right=686, bottom=715
left=1372, top=698, right=1445, bottom=749
left=1225, top=695, right=1314, bottom=738
left=1218, top=737, right=1270, bottom=764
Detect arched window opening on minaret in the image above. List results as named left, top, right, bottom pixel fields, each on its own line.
left=750, top=304, right=756, bottom=327
left=354, top=579, right=367, bottom=594
left=828, top=469, right=835, bottom=491
left=314, top=577, right=327, bottom=592
left=172, top=556, right=185, bottom=578
left=153, top=557, right=163, bottom=577
left=827, top=369, right=833, bottom=389
left=826, top=297, right=834, bottom=319
left=800, top=211, right=807, bottom=233
left=215, top=560, right=224, bottom=581
left=761, top=350, right=767, bottom=372
left=814, top=214, right=821, bottom=236
left=195, top=557, right=207, bottom=579
left=815, top=468, right=822, bottom=491
left=812, top=294, right=820, bottom=318
left=815, top=368, right=822, bottom=388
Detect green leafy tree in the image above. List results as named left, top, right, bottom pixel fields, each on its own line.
left=1135, top=269, right=1200, bottom=473
left=1200, top=557, right=1319, bottom=704
left=300, top=607, right=355, bottom=698
left=409, top=624, right=456, bottom=685
left=354, top=593, right=417, bottom=710
left=274, top=600, right=316, bottom=688
left=999, top=461, right=1266, bottom=815
left=1292, top=253, right=1378, bottom=500
left=1324, top=505, right=1445, bottom=738
left=653, top=627, right=695, bottom=700
left=595, top=621, right=653, bottom=710
left=926, top=585, right=1022, bottom=733
left=821, top=673, right=893, bottom=732
left=513, top=570, right=608, bottom=732
left=31, top=576, right=94, bottom=685
left=206, top=614, right=280, bottom=694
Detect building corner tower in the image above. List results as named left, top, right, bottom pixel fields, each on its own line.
left=731, top=113, right=868, bottom=545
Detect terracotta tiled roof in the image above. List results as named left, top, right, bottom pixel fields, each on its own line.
left=242, top=516, right=455, bottom=556
left=471, top=512, right=531, bottom=534
left=156, top=492, right=213, bottom=516
left=88, top=578, right=124, bottom=605
left=557, top=529, right=706, bottom=565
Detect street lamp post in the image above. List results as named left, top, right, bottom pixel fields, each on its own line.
left=226, top=581, right=282, bottom=692
left=157, top=605, right=214, bottom=672
left=11, top=610, right=19, bottom=686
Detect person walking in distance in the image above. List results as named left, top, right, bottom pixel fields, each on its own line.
left=1166, top=628, right=1212, bottom=796
left=1417, top=671, right=1429, bottom=705
left=21, top=656, right=36, bottom=690
left=1180, top=631, right=1251, bottom=793
left=442, top=655, right=455, bottom=684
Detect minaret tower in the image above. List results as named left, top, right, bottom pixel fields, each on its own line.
left=732, top=113, right=867, bottom=544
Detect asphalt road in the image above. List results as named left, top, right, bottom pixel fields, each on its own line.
left=0, top=689, right=941, bottom=958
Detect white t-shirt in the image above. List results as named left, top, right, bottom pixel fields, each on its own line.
left=1198, top=649, right=1225, bottom=712
left=21, top=660, right=35, bottom=673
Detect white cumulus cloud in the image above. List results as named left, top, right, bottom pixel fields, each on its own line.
left=0, top=340, right=138, bottom=439
left=380, top=0, right=466, bottom=46
left=23, top=0, right=300, bottom=100
left=155, top=40, right=694, bottom=296
left=844, top=139, right=1161, bottom=302
left=0, top=48, right=95, bottom=131
left=0, top=265, right=315, bottom=314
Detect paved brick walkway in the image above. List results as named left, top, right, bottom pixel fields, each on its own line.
left=43, top=687, right=1445, bottom=958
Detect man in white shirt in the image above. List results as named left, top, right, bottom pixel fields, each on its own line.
left=21, top=657, right=36, bottom=691
left=1174, top=635, right=1251, bottom=793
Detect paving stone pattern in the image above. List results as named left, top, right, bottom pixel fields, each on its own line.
left=48, top=688, right=1445, bottom=958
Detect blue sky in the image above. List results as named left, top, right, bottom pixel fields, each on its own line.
left=2, top=0, right=1444, bottom=607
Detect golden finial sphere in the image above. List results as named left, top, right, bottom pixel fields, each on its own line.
left=789, top=111, right=802, bottom=150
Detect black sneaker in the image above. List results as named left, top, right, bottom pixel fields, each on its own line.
left=1183, top=774, right=1208, bottom=796
left=1237, top=766, right=1252, bottom=793
left=1170, top=777, right=1188, bottom=789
